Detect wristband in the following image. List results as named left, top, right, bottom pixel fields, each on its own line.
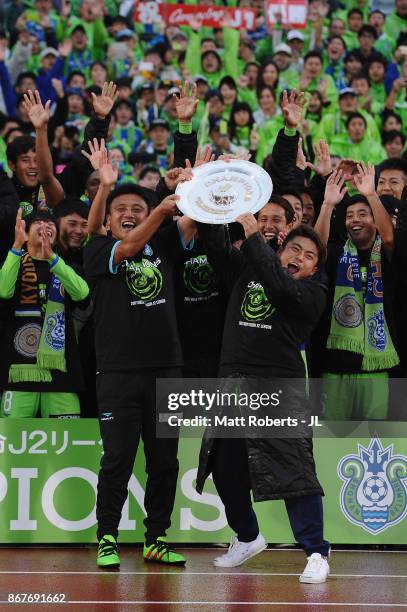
left=179, top=120, right=192, bottom=135
left=10, top=248, right=24, bottom=257
left=48, top=254, right=59, bottom=269
left=284, top=126, right=297, bottom=137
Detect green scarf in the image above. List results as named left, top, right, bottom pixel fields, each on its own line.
left=9, top=253, right=67, bottom=383
left=327, top=236, right=399, bottom=372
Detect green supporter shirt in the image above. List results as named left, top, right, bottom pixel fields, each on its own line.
left=370, top=83, right=387, bottom=107
left=374, top=33, right=396, bottom=60
left=256, top=115, right=285, bottom=165
left=238, top=87, right=258, bottom=111
left=392, top=90, right=407, bottom=131
left=304, top=74, right=338, bottom=107
left=24, top=9, right=65, bottom=42
left=384, top=11, right=407, bottom=43
left=278, top=67, right=300, bottom=91
left=341, top=31, right=359, bottom=52
left=314, top=109, right=380, bottom=144
left=0, top=251, right=89, bottom=302
left=185, top=28, right=239, bottom=87
left=67, top=17, right=109, bottom=60
left=330, top=135, right=386, bottom=165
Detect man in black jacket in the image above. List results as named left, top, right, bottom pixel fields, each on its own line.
left=196, top=219, right=330, bottom=583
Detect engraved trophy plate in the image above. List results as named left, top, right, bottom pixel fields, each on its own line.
left=175, top=160, right=273, bottom=224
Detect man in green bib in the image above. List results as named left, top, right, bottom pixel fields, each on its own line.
left=0, top=209, right=89, bottom=418
left=313, top=163, right=399, bottom=420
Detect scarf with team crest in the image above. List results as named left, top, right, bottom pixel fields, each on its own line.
left=327, top=236, right=399, bottom=371
left=9, top=253, right=66, bottom=383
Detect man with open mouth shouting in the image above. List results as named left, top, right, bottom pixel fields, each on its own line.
left=196, top=213, right=331, bottom=584
left=84, top=152, right=195, bottom=570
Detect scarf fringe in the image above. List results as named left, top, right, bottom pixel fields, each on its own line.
left=8, top=364, right=52, bottom=383
left=361, top=351, right=400, bottom=372
left=37, top=353, right=66, bottom=372
left=326, top=335, right=364, bottom=355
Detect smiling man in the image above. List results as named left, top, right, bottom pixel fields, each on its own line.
left=313, top=165, right=399, bottom=420
left=53, top=198, right=89, bottom=265
left=0, top=209, right=89, bottom=418
left=196, top=218, right=330, bottom=583
left=84, top=181, right=196, bottom=570
left=377, top=158, right=407, bottom=200
left=256, top=196, right=295, bottom=245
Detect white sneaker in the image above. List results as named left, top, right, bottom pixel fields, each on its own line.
left=213, top=534, right=267, bottom=568
left=299, top=552, right=330, bottom=583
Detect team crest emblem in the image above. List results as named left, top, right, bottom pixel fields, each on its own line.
left=367, top=310, right=386, bottom=352
left=338, top=438, right=407, bottom=534
left=44, top=311, right=65, bottom=351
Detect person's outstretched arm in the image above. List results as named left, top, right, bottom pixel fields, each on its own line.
left=0, top=209, right=26, bottom=299
left=85, top=146, right=116, bottom=237
left=314, top=170, right=347, bottom=246
left=23, top=90, right=65, bottom=208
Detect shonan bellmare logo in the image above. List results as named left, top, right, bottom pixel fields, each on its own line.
left=338, top=437, right=407, bottom=534
left=125, top=258, right=163, bottom=301
left=241, top=281, right=276, bottom=322
left=183, top=254, right=216, bottom=296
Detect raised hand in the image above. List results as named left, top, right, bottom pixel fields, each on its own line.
left=39, top=226, right=54, bottom=260
left=158, top=194, right=181, bottom=217
left=250, top=129, right=260, bottom=150
left=296, top=138, right=307, bottom=170
left=354, top=161, right=376, bottom=196
left=58, top=38, right=72, bottom=58
left=91, top=81, right=118, bottom=119
left=23, top=90, right=51, bottom=130
left=189, top=15, right=203, bottom=31
left=81, top=138, right=107, bottom=170
left=309, top=140, right=332, bottom=177
left=175, top=81, right=199, bottom=122
left=323, top=170, right=347, bottom=208
left=51, top=78, right=65, bottom=99
left=219, top=150, right=251, bottom=162
left=235, top=212, right=258, bottom=238
left=99, top=148, right=118, bottom=187
left=164, top=167, right=193, bottom=191
left=281, top=89, right=306, bottom=129
left=186, top=144, right=215, bottom=169
left=13, top=208, right=27, bottom=250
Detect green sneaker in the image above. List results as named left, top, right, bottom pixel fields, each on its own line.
left=143, top=537, right=186, bottom=565
left=97, top=535, right=120, bottom=568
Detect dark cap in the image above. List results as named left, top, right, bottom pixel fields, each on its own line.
left=149, top=118, right=170, bottom=131
left=339, top=87, right=357, bottom=98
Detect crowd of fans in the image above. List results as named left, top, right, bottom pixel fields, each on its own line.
left=0, top=0, right=406, bottom=421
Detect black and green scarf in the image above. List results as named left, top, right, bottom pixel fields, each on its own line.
left=9, top=253, right=66, bottom=383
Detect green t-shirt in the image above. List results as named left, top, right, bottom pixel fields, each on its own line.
left=384, top=11, right=407, bottom=44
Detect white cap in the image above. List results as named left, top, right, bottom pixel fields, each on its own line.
left=40, top=47, right=59, bottom=60
left=273, top=43, right=292, bottom=56
left=287, top=30, right=305, bottom=42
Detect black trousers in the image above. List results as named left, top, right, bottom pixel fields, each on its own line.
left=96, top=368, right=180, bottom=542
left=212, top=438, right=330, bottom=557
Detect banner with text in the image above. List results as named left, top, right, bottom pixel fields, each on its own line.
left=0, top=420, right=406, bottom=544
left=266, top=0, right=308, bottom=29
left=134, top=2, right=256, bottom=30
